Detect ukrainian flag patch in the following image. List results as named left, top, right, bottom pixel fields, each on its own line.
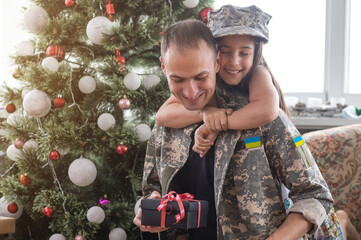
left=245, top=136, right=261, bottom=149
left=293, top=136, right=304, bottom=147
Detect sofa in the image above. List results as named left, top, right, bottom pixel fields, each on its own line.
left=302, top=124, right=361, bottom=232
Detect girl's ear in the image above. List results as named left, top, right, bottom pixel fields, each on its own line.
left=215, top=51, right=221, bottom=73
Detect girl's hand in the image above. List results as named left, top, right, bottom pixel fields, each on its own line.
left=201, top=106, right=233, bottom=132
left=193, top=124, right=218, bottom=157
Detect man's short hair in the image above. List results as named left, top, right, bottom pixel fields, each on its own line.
left=161, top=19, right=217, bottom=60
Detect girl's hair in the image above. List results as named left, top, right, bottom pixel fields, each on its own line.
left=216, top=37, right=290, bottom=117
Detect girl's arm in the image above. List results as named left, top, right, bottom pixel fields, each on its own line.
left=155, top=95, right=202, bottom=128
left=226, top=67, right=279, bottom=130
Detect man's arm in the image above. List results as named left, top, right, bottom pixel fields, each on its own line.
left=266, top=213, right=312, bottom=240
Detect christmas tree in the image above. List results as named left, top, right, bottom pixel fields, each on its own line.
left=0, top=0, right=213, bottom=239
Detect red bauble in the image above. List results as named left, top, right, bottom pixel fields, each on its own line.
left=116, top=144, right=128, bottom=155
left=46, top=45, right=65, bottom=62
left=14, top=138, right=25, bottom=149
left=20, top=173, right=31, bottom=187
left=118, top=98, right=130, bottom=109
left=116, top=56, right=125, bottom=65
left=54, top=97, right=65, bottom=108
left=65, top=0, right=76, bottom=8
left=74, top=235, right=86, bottom=240
left=7, top=202, right=19, bottom=214
left=6, top=103, right=16, bottom=113
left=199, top=7, right=214, bottom=24
left=49, top=150, right=60, bottom=161
left=43, top=206, right=54, bottom=217
left=12, top=69, right=20, bottom=79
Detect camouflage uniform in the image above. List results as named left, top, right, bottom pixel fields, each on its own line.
left=142, top=77, right=343, bottom=239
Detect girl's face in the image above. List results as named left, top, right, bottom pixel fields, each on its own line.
left=217, top=35, right=255, bottom=85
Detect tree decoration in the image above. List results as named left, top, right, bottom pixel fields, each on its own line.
left=23, top=6, right=49, bottom=34
left=20, top=173, right=31, bottom=187
left=124, top=72, right=141, bottom=90
left=49, top=150, right=60, bottom=161
left=17, top=40, right=35, bottom=56
left=116, top=144, right=128, bottom=155
left=46, top=45, right=66, bottom=62
left=135, top=123, right=152, bottom=142
left=12, top=69, right=21, bottom=79
left=0, top=197, right=23, bottom=219
left=6, top=144, right=22, bottom=161
left=6, top=103, right=16, bottom=113
left=143, top=74, right=160, bottom=90
left=115, top=49, right=125, bottom=71
left=68, top=158, right=97, bottom=187
left=50, top=233, right=66, bottom=240
left=182, top=0, right=199, bottom=8
left=14, top=138, right=25, bottom=149
left=23, top=140, right=39, bottom=152
left=118, top=98, right=130, bottom=109
left=43, top=206, right=54, bottom=217
left=65, top=0, right=76, bottom=8
left=42, top=57, right=59, bottom=73
left=109, top=228, right=127, bottom=240
left=54, top=97, right=66, bottom=108
left=6, top=113, right=22, bottom=127
left=23, top=89, right=51, bottom=118
left=86, top=206, right=105, bottom=224
left=74, top=235, right=86, bottom=240
left=199, top=7, right=214, bottom=24
left=78, top=76, right=96, bottom=94
left=97, top=113, right=115, bottom=131
left=106, top=0, right=115, bottom=22
left=7, top=202, right=19, bottom=214
left=86, top=16, right=113, bottom=45
left=99, top=195, right=110, bottom=206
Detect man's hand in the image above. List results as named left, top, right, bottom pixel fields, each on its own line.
left=193, top=124, right=218, bottom=157
left=201, top=106, right=232, bottom=132
left=133, top=191, right=169, bottom=233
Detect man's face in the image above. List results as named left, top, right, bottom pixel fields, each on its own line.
left=161, top=41, right=219, bottom=111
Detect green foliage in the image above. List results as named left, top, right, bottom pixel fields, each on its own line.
left=0, top=0, right=214, bottom=239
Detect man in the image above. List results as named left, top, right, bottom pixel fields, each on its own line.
left=134, top=19, right=341, bottom=239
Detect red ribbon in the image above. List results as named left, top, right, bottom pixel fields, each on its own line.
left=157, top=191, right=201, bottom=228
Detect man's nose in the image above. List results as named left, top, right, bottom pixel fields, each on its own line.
left=183, top=81, right=199, bottom=99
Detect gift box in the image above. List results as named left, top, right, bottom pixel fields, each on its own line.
left=141, top=192, right=208, bottom=229
left=0, top=216, right=16, bottom=234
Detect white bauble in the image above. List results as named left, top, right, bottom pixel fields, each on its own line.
left=87, top=206, right=105, bottom=224
left=0, top=197, right=23, bottom=219
left=182, top=0, right=199, bottom=8
left=6, top=113, right=22, bottom=126
left=17, top=40, right=35, bottom=56
left=86, top=16, right=113, bottom=45
left=135, top=124, right=152, bottom=142
left=21, top=87, right=32, bottom=99
left=143, top=74, right=160, bottom=90
left=42, top=57, right=59, bottom=73
left=109, top=228, right=127, bottom=240
left=68, top=158, right=97, bottom=187
left=23, top=89, right=51, bottom=118
left=23, top=6, right=49, bottom=34
left=6, top=145, right=22, bottom=161
left=23, top=140, right=39, bottom=152
left=134, top=197, right=143, bottom=215
left=78, top=76, right=96, bottom=94
left=49, top=234, right=66, bottom=240
left=97, top=113, right=115, bottom=131
left=124, top=73, right=141, bottom=91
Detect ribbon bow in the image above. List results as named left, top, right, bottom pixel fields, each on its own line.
left=157, top=191, right=201, bottom=228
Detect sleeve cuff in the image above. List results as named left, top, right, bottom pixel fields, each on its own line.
left=288, top=198, right=328, bottom=234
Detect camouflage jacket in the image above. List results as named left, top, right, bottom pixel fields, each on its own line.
left=142, top=78, right=334, bottom=239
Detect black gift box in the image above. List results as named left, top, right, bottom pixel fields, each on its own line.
left=141, top=198, right=208, bottom=229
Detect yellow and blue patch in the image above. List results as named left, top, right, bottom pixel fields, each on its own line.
left=245, top=136, right=261, bottom=149
left=293, top=136, right=304, bottom=147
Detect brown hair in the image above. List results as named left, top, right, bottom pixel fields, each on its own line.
left=216, top=37, right=290, bottom=117
left=161, top=19, right=217, bottom=62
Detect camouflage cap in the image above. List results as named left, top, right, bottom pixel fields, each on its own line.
left=208, top=5, right=272, bottom=43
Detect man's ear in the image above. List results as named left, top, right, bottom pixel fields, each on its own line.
left=159, top=56, right=166, bottom=75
